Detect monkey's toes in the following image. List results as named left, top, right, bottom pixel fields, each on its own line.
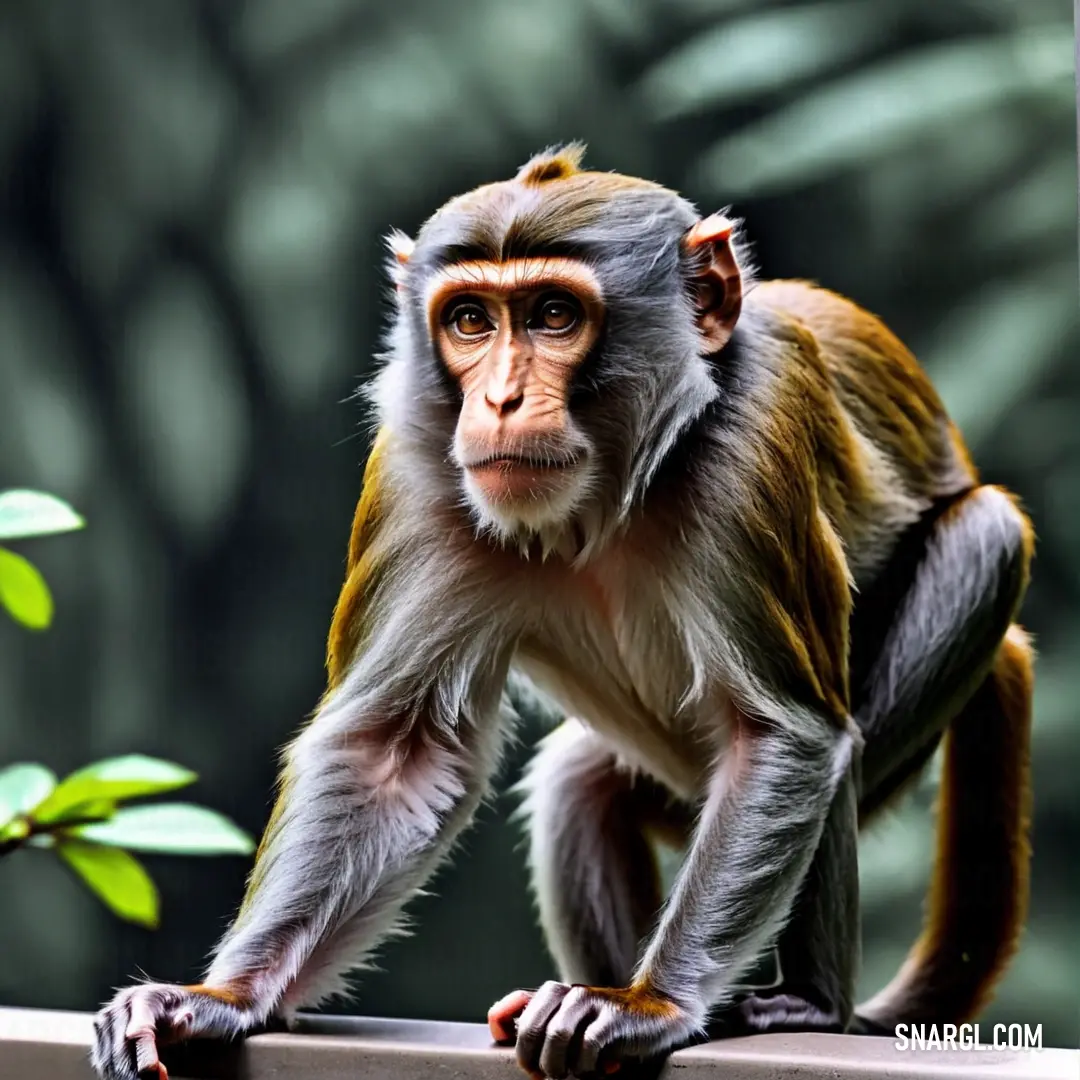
left=489, top=988, right=535, bottom=1043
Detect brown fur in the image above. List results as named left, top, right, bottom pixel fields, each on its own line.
left=588, top=979, right=685, bottom=1021
left=754, top=282, right=971, bottom=497
left=516, top=144, right=588, bottom=185
left=712, top=302, right=864, bottom=723
left=326, top=429, right=390, bottom=689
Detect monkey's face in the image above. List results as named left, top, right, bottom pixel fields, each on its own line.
left=378, top=147, right=746, bottom=554
left=426, top=257, right=603, bottom=533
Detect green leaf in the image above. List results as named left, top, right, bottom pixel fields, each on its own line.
left=32, top=756, right=197, bottom=825
left=0, top=763, right=57, bottom=828
left=0, top=547, right=54, bottom=629
left=57, top=839, right=159, bottom=928
left=0, top=489, right=85, bottom=540
left=75, top=803, right=255, bottom=856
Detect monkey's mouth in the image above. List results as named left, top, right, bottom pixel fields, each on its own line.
left=467, top=453, right=574, bottom=471
left=465, top=453, right=578, bottom=502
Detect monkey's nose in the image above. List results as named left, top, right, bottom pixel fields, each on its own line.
left=484, top=390, right=525, bottom=417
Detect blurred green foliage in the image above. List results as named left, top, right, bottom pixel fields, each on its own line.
left=0, top=0, right=1075, bottom=1050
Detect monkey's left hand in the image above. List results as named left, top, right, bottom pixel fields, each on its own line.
left=488, top=980, right=699, bottom=1079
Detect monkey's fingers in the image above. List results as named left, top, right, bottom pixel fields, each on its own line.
left=134, top=1035, right=168, bottom=1080
left=488, top=988, right=535, bottom=1043
left=126, top=1001, right=168, bottom=1080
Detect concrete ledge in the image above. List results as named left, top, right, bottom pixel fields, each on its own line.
left=0, top=1007, right=1076, bottom=1079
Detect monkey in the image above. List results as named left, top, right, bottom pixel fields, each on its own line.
left=90, top=144, right=1034, bottom=1080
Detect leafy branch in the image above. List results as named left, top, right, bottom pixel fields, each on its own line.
left=1, top=488, right=255, bottom=928
left=0, top=757, right=254, bottom=928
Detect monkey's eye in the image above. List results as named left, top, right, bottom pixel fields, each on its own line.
left=531, top=293, right=580, bottom=333
left=446, top=302, right=493, bottom=338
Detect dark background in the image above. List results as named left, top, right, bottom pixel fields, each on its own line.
left=0, top=0, right=1077, bottom=1050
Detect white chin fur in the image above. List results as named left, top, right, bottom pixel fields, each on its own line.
left=462, top=467, right=592, bottom=556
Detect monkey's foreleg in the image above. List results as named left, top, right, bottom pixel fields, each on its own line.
left=92, top=649, right=509, bottom=1080
left=711, top=760, right=860, bottom=1038
left=499, top=708, right=854, bottom=1079
left=488, top=721, right=691, bottom=1046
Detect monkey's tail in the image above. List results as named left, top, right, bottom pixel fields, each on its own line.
left=854, top=623, right=1034, bottom=1032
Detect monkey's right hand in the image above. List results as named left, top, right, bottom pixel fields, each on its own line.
left=91, top=982, right=250, bottom=1080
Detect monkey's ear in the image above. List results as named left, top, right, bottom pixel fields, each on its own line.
left=384, top=229, right=415, bottom=294
left=683, top=213, right=743, bottom=353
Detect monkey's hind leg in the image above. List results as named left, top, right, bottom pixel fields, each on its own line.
left=488, top=719, right=690, bottom=1044
left=722, top=484, right=1033, bottom=1037
left=856, top=625, right=1034, bottom=1031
